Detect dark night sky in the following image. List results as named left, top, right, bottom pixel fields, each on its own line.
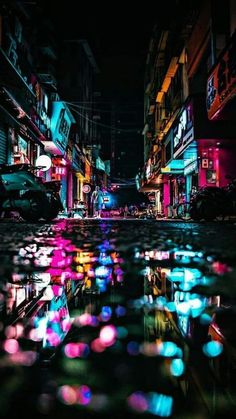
left=38, top=0, right=187, bottom=101
left=38, top=0, right=201, bottom=101
left=36, top=0, right=199, bottom=184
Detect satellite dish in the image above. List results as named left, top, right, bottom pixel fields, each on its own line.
left=35, top=155, right=52, bottom=171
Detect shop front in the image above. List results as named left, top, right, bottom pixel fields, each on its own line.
left=51, top=157, right=68, bottom=211
left=71, top=146, right=86, bottom=203
left=0, top=85, right=45, bottom=166
left=205, top=30, right=236, bottom=185
left=43, top=101, right=75, bottom=211
left=137, top=151, right=164, bottom=214
left=168, top=94, right=236, bottom=203
left=197, top=139, right=236, bottom=188
left=0, top=123, right=9, bottom=164
left=161, top=164, right=185, bottom=217
left=161, top=128, right=185, bottom=216
left=172, top=99, right=198, bottom=202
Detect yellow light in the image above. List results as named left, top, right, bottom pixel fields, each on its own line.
left=162, top=77, right=172, bottom=93
left=161, top=166, right=170, bottom=173
left=156, top=91, right=164, bottom=103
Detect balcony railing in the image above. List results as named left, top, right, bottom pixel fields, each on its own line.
left=0, top=47, right=35, bottom=99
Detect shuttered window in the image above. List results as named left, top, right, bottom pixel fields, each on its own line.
left=0, top=125, right=8, bottom=164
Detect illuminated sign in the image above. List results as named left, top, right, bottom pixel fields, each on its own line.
left=184, top=160, right=198, bottom=176
left=35, top=155, right=52, bottom=171
left=50, top=102, right=75, bottom=154
left=146, top=159, right=152, bottom=179
left=82, top=184, right=91, bottom=193
left=161, top=159, right=184, bottom=174
left=104, top=160, right=110, bottom=176
left=207, top=32, right=236, bottom=119
left=174, top=109, right=187, bottom=148
left=96, top=157, right=105, bottom=171
left=173, top=102, right=194, bottom=158
left=201, top=158, right=209, bottom=168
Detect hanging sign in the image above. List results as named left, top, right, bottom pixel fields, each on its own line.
left=82, top=184, right=91, bottom=193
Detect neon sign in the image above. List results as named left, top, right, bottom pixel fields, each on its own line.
left=207, top=32, right=236, bottom=119
left=173, top=102, right=194, bottom=158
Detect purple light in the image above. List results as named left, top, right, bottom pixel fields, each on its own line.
left=52, top=285, right=63, bottom=297
left=127, top=392, right=148, bottom=413
left=115, top=305, right=126, bottom=317
left=95, top=266, right=110, bottom=278
left=61, top=319, right=71, bottom=333
left=76, top=385, right=92, bottom=405
left=127, top=341, right=140, bottom=356
left=46, top=328, right=61, bottom=347
left=74, top=313, right=93, bottom=327
left=64, top=342, right=90, bottom=358
left=100, top=306, right=112, bottom=322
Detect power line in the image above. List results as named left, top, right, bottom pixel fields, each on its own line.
left=68, top=104, right=142, bottom=133
left=66, top=101, right=144, bottom=105
left=66, top=102, right=141, bottom=114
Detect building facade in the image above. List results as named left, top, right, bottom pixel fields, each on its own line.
left=0, top=2, right=109, bottom=215
left=137, top=0, right=236, bottom=217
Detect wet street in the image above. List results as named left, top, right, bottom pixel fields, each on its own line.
left=0, top=219, right=236, bottom=419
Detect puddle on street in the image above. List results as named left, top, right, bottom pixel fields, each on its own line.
left=0, top=219, right=236, bottom=418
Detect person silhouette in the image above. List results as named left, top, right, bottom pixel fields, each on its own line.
left=91, top=186, right=104, bottom=218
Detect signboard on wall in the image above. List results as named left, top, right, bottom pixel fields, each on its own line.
left=82, top=184, right=91, bottom=194
left=201, top=158, right=209, bottom=168
left=184, top=160, right=198, bottom=176
left=207, top=32, right=236, bottom=120
left=50, top=102, right=75, bottom=154
left=173, top=101, right=194, bottom=158
left=96, top=157, right=105, bottom=172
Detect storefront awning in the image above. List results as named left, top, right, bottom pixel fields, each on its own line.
left=161, top=159, right=184, bottom=174
left=0, top=87, right=47, bottom=142
left=0, top=104, right=44, bottom=147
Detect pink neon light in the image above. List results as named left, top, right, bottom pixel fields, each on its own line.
left=91, top=338, right=105, bottom=353
left=99, top=325, right=117, bottom=347
left=58, top=385, right=77, bottom=405
left=3, top=338, right=19, bottom=354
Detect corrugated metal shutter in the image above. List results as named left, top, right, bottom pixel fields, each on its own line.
left=0, top=125, right=7, bottom=164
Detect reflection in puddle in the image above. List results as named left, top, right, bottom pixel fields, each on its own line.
left=0, top=221, right=235, bottom=417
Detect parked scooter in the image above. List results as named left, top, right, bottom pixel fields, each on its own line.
left=138, top=205, right=156, bottom=219
left=219, top=175, right=236, bottom=219
left=189, top=177, right=236, bottom=221
left=189, top=186, right=223, bottom=221
left=0, top=163, right=63, bottom=222
left=70, top=200, right=87, bottom=219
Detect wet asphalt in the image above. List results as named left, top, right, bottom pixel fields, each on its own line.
left=0, top=218, right=236, bottom=419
